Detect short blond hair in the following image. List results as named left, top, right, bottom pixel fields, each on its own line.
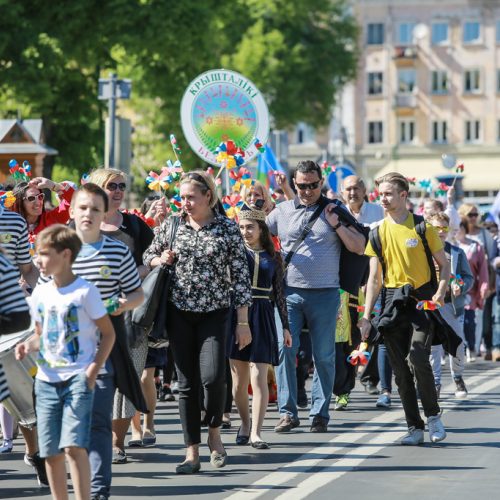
left=37, top=224, right=82, bottom=263
left=427, top=211, right=450, bottom=225
left=241, top=180, right=274, bottom=213
left=375, top=172, right=409, bottom=193
left=88, top=168, right=127, bottom=189
left=180, top=170, right=219, bottom=208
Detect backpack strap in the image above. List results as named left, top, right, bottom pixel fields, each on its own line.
left=413, top=214, right=438, bottom=291
left=368, top=224, right=386, bottom=280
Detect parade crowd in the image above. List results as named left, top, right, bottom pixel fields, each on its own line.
left=1, top=160, right=499, bottom=500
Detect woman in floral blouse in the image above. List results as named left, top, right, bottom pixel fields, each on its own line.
left=143, top=171, right=252, bottom=474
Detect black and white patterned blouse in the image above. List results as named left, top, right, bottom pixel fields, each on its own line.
left=143, top=213, right=252, bottom=313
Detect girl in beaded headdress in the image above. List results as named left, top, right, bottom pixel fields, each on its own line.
left=229, top=204, right=292, bottom=449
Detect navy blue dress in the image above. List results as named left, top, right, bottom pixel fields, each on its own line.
left=228, top=248, right=289, bottom=365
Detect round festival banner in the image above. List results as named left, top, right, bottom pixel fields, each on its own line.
left=180, top=69, right=270, bottom=166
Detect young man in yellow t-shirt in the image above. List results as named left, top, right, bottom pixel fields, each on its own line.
left=358, top=173, right=451, bottom=446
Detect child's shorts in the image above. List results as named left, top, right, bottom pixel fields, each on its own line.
left=34, top=372, right=95, bottom=458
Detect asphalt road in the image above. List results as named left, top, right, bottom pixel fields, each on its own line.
left=1, top=360, right=499, bottom=499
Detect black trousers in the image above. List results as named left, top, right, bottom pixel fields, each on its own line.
left=166, top=303, right=229, bottom=445
left=381, top=289, right=440, bottom=430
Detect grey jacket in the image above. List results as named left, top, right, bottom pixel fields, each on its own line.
left=445, top=241, right=474, bottom=316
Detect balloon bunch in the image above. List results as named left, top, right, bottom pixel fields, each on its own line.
left=347, top=342, right=371, bottom=366
left=416, top=300, right=441, bottom=311
left=320, top=161, right=336, bottom=177
left=0, top=190, right=16, bottom=208
left=222, top=193, right=244, bottom=219
left=215, top=140, right=246, bottom=171
left=9, top=159, right=32, bottom=182
left=229, top=167, right=253, bottom=193
left=450, top=274, right=464, bottom=287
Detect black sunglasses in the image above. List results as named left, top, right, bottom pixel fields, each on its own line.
left=183, top=172, right=210, bottom=189
left=106, top=182, right=126, bottom=192
left=24, top=193, right=45, bottom=202
left=467, top=212, right=479, bottom=218
left=295, top=181, right=321, bottom=191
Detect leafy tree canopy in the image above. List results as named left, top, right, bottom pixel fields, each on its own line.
left=0, top=0, right=358, bottom=179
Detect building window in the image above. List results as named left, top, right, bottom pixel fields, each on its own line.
left=398, top=68, right=416, bottom=93
left=368, top=121, right=383, bottom=144
left=432, top=121, right=448, bottom=144
left=297, top=122, right=315, bottom=144
left=431, top=71, right=449, bottom=94
left=367, top=72, right=383, bottom=95
left=399, top=120, right=415, bottom=144
left=463, top=21, right=481, bottom=44
left=431, top=22, right=449, bottom=45
left=367, top=23, right=384, bottom=45
left=464, top=69, right=481, bottom=93
left=398, top=22, right=416, bottom=45
left=465, top=120, right=481, bottom=143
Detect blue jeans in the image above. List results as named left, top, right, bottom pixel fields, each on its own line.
left=377, top=344, right=393, bottom=393
left=35, top=372, right=94, bottom=458
left=492, top=296, right=500, bottom=348
left=276, top=286, right=339, bottom=422
left=89, top=374, right=115, bottom=498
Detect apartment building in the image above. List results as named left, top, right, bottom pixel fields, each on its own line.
left=288, top=0, right=500, bottom=199
left=354, top=0, right=500, bottom=197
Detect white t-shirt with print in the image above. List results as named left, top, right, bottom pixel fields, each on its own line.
left=31, top=276, right=107, bottom=383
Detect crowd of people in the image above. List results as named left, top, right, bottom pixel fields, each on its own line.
left=0, top=160, right=499, bottom=499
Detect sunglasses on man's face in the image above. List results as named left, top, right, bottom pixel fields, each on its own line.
left=434, top=225, right=450, bottom=233
left=106, top=182, right=126, bottom=192
left=24, top=193, right=45, bottom=203
left=295, top=181, right=321, bottom=191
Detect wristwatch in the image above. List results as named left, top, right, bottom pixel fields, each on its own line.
left=332, top=222, right=342, bottom=231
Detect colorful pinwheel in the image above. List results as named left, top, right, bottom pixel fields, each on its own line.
left=222, top=194, right=244, bottom=219
left=229, top=167, right=253, bottom=193
left=146, top=169, right=171, bottom=192
left=436, top=182, right=449, bottom=197
left=419, top=179, right=432, bottom=194
left=254, top=138, right=265, bottom=153
left=450, top=274, right=464, bottom=287
left=368, top=189, right=380, bottom=202
left=320, top=161, right=336, bottom=176
left=407, top=177, right=417, bottom=186
left=169, top=194, right=182, bottom=213
left=170, top=134, right=182, bottom=158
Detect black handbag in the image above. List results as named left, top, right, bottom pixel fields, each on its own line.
left=132, top=217, right=180, bottom=332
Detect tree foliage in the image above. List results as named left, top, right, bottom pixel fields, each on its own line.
left=0, top=0, right=358, bottom=177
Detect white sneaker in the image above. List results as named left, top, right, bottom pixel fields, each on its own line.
left=428, top=414, right=446, bottom=443
left=401, top=427, right=424, bottom=445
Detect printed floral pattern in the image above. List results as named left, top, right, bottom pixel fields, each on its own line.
left=143, top=213, right=252, bottom=313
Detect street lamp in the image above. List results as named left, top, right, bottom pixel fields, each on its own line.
left=98, top=74, right=132, bottom=167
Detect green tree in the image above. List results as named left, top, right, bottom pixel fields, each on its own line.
left=0, top=0, right=358, bottom=178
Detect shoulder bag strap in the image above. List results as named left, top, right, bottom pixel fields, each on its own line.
left=284, top=198, right=327, bottom=269
left=168, top=216, right=181, bottom=251
left=413, top=214, right=438, bottom=290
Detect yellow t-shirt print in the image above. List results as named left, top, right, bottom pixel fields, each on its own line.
left=365, top=214, right=443, bottom=289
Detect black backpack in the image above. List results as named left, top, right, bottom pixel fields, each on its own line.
left=368, top=214, right=438, bottom=293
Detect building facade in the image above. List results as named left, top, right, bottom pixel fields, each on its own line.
left=352, top=0, right=500, bottom=199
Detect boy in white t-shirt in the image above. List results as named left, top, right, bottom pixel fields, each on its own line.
left=16, top=224, right=115, bottom=500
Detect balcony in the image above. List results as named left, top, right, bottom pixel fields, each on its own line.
left=393, top=46, right=417, bottom=65
left=394, top=94, right=417, bottom=112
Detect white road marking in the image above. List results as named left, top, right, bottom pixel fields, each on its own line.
left=225, top=367, right=500, bottom=500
